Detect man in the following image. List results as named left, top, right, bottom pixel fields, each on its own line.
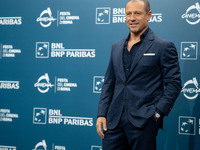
left=96, top=0, right=182, bottom=150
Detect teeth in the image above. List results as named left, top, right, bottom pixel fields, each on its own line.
left=130, top=23, right=138, bottom=25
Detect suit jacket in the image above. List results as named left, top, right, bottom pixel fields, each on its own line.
left=97, top=29, right=182, bottom=129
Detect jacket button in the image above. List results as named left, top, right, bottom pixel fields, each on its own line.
left=125, top=83, right=128, bottom=86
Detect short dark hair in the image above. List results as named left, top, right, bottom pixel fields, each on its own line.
left=128, top=0, right=150, bottom=13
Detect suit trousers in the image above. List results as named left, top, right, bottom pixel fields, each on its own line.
left=102, top=109, right=161, bottom=150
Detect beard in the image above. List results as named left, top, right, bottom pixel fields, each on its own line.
left=128, top=24, right=148, bottom=36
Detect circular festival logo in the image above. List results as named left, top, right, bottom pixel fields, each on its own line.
left=181, top=77, right=200, bottom=100
left=36, top=7, right=56, bottom=27
left=34, top=73, right=54, bottom=93
left=33, top=140, right=47, bottom=150
left=182, top=2, right=200, bottom=25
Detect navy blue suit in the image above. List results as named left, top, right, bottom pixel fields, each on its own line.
left=97, top=29, right=182, bottom=130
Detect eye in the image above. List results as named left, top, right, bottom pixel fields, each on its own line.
left=126, top=12, right=131, bottom=16
left=135, top=12, right=142, bottom=15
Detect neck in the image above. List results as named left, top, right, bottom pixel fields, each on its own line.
left=129, top=33, right=140, bottom=42
left=129, top=26, right=148, bottom=42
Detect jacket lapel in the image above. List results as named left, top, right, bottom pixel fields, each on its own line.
left=127, top=30, right=155, bottom=79
left=117, top=38, right=127, bottom=81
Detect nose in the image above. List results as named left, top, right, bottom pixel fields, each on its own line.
left=130, top=14, right=136, bottom=21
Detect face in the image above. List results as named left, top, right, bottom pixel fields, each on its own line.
left=125, top=1, right=152, bottom=36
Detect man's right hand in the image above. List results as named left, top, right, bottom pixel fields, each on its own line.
left=96, top=117, right=107, bottom=139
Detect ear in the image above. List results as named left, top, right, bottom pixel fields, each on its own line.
left=147, top=11, right=152, bottom=21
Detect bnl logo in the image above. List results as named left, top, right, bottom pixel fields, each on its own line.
left=91, top=146, right=102, bottom=150
left=96, top=8, right=110, bottom=24
left=93, top=76, right=104, bottom=93
left=36, top=42, right=49, bottom=58
left=179, top=116, right=196, bottom=135
left=181, top=42, right=198, bottom=60
left=33, top=108, right=47, bottom=124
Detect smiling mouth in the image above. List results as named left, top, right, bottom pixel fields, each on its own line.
left=130, top=23, right=139, bottom=27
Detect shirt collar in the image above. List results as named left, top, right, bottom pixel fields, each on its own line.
left=140, top=27, right=149, bottom=41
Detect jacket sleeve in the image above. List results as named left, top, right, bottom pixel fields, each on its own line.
left=156, top=42, right=182, bottom=115
left=97, top=46, right=116, bottom=117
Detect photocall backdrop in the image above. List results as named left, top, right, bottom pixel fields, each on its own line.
left=0, top=0, right=200, bottom=149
